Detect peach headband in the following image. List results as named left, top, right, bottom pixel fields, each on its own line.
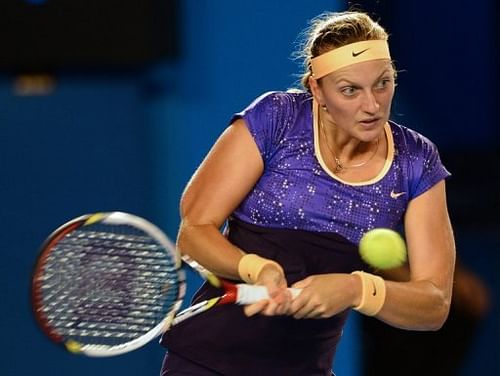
left=311, top=40, right=391, bottom=79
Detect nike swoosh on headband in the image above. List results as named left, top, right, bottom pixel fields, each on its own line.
left=352, top=48, right=370, bottom=57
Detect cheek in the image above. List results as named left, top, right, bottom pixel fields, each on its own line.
left=382, top=86, right=396, bottom=104
left=380, top=92, right=395, bottom=110
left=328, top=98, right=358, bottom=122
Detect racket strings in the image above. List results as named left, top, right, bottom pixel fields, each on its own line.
left=36, top=224, right=181, bottom=346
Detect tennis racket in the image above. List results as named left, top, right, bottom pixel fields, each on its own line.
left=31, top=211, right=299, bottom=357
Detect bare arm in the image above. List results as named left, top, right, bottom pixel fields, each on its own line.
left=376, top=180, right=456, bottom=330
left=290, top=180, right=456, bottom=330
left=177, top=119, right=263, bottom=279
left=178, top=119, right=292, bottom=315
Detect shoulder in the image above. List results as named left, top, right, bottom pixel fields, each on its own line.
left=389, top=121, right=450, bottom=198
left=389, top=121, right=440, bottom=156
left=231, top=91, right=311, bottom=159
left=232, top=90, right=312, bottom=133
left=245, top=90, right=312, bottom=113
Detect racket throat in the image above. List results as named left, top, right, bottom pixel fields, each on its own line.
left=218, top=281, right=238, bottom=305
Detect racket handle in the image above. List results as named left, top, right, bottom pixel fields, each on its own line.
left=236, top=284, right=301, bottom=305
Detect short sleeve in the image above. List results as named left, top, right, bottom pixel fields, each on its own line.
left=230, top=92, right=291, bottom=163
left=408, top=133, right=451, bottom=199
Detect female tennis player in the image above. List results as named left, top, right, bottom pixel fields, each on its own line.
left=160, top=10, right=456, bottom=375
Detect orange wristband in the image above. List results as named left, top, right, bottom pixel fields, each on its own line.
left=238, top=254, right=283, bottom=284
left=351, top=271, right=386, bottom=316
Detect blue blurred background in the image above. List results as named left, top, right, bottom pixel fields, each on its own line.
left=0, top=1, right=497, bottom=375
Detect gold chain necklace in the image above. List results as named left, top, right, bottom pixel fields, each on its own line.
left=320, top=118, right=380, bottom=174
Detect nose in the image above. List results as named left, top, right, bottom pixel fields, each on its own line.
left=361, top=90, right=380, bottom=114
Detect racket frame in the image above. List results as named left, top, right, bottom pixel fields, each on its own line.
left=31, top=212, right=186, bottom=357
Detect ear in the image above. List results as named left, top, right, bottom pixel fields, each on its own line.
left=308, top=76, right=324, bottom=106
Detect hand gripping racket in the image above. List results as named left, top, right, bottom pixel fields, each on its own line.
left=31, top=212, right=298, bottom=357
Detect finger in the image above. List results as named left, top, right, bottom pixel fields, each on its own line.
left=272, top=296, right=292, bottom=316
left=261, top=297, right=286, bottom=316
left=274, top=288, right=295, bottom=315
left=262, top=295, right=291, bottom=316
left=292, top=277, right=312, bottom=289
left=244, top=300, right=269, bottom=317
left=292, top=300, right=321, bottom=319
left=269, top=287, right=292, bottom=303
left=288, top=296, right=307, bottom=317
left=288, top=287, right=310, bottom=308
left=281, top=291, right=294, bottom=314
left=293, top=305, right=313, bottom=319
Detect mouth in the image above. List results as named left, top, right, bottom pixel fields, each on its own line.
left=359, top=117, right=381, bottom=127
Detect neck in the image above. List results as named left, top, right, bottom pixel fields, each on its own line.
left=319, top=117, right=380, bottom=173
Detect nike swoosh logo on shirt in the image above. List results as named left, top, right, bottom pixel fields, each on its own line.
left=390, top=190, right=406, bottom=199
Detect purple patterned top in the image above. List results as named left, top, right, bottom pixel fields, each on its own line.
left=159, top=91, right=451, bottom=375
left=231, top=91, right=450, bottom=244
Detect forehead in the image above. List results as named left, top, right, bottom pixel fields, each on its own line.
left=326, top=59, right=393, bottom=83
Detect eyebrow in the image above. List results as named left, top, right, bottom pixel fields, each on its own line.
left=333, top=69, right=392, bottom=86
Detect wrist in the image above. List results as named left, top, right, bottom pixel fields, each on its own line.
left=350, top=273, right=362, bottom=307
left=238, top=253, right=283, bottom=284
left=351, top=271, right=386, bottom=316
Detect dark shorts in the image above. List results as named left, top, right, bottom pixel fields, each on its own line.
left=161, top=351, right=223, bottom=375
left=161, top=351, right=336, bottom=376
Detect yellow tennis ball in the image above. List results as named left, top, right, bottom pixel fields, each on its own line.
left=359, top=228, right=407, bottom=269
left=65, top=340, right=82, bottom=354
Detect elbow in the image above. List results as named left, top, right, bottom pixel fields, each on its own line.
left=427, top=292, right=452, bottom=331
left=427, top=310, right=449, bottom=331
left=408, top=282, right=452, bottom=331
left=177, top=220, right=199, bottom=253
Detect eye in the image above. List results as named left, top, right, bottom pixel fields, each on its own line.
left=340, top=86, right=358, bottom=97
left=374, top=78, right=392, bottom=91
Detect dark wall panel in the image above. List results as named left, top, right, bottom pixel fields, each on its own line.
left=0, top=0, right=178, bottom=71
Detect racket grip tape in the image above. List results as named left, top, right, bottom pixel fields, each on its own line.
left=235, top=284, right=301, bottom=305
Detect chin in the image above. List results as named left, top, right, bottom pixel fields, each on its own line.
left=357, top=125, right=384, bottom=141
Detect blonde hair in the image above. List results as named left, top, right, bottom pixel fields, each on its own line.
left=297, top=11, right=389, bottom=91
